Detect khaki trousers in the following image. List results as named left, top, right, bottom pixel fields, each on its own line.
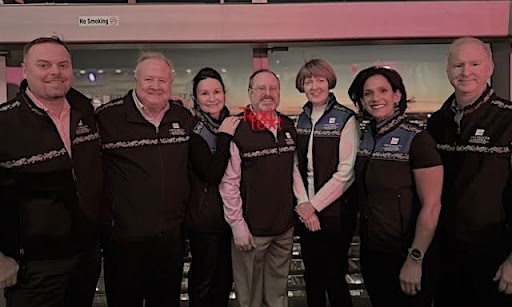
left=231, top=227, right=294, bottom=307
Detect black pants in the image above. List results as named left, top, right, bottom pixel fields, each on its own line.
left=4, top=244, right=101, bottom=307
left=187, top=231, right=233, bottom=307
left=300, top=226, right=353, bottom=307
left=435, top=249, right=512, bottom=307
left=103, top=231, right=185, bottom=307
left=360, top=245, right=439, bottom=307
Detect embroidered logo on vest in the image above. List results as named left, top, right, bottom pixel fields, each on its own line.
left=169, top=122, right=186, bottom=136
left=75, top=120, right=92, bottom=135
left=469, top=129, right=490, bottom=145
left=284, top=132, right=295, bottom=145
left=384, top=137, right=402, bottom=152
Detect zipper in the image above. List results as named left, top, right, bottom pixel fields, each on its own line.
left=398, top=193, right=404, bottom=236
left=199, top=183, right=208, bottom=215
left=361, top=133, right=377, bottom=244
left=156, top=124, right=165, bottom=233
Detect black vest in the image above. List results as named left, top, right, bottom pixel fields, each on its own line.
left=356, top=113, right=423, bottom=254
left=296, top=94, right=357, bottom=232
left=233, top=110, right=296, bottom=236
left=427, top=87, right=512, bottom=257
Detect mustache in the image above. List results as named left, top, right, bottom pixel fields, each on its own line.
left=260, top=95, right=274, bottom=101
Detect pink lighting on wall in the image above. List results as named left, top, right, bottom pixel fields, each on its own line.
left=6, top=67, right=22, bottom=86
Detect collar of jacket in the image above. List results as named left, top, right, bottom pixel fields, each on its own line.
left=195, top=105, right=229, bottom=134
left=17, top=79, right=91, bottom=117
left=301, top=92, right=337, bottom=119
left=124, top=89, right=177, bottom=125
left=369, top=111, right=406, bottom=137
left=440, top=85, right=495, bottom=118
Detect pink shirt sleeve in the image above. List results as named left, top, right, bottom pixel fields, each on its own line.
left=219, top=141, right=251, bottom=239
left=310, top=116, right=360, bottom=212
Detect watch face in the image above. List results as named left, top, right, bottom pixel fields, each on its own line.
left=411, top=249, right=422, bottom=260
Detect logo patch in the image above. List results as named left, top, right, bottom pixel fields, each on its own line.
left=469, top=128, right=489, bottom=144
left=328, top=117, right=336, bottom=124
left=75, top=120, right=91, bottom=135
left=383, top=136, right=402, bottom=152
left=169, top=122, right=186, bottom=136
left=284, top=131, right=295, bottom=145
left=475, top=129, right=485, bottom=136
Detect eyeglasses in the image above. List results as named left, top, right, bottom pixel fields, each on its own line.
left=250, top=85, right=280, bottom=94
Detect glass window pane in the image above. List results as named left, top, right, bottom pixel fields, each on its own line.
left=269, top=44, right=454, bottom=115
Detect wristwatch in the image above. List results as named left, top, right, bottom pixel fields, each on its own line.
left=408, top=248, right=423, bottom=261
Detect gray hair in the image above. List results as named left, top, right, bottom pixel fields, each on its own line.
left=134, top=52, right=174, bottom=77
left=447, top=37, right=493, bottom=64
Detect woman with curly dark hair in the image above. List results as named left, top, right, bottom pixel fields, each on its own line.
left=348, top=66, right=443, bottom=307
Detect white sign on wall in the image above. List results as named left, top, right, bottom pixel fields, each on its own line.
left=78, top=16, right=119, bottom=27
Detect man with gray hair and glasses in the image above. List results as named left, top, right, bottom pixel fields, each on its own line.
left=96, top=52, right=193, bottom=307
left=427, top=37, right=512, bottom=306
left=220, top=69, right=312, bottom=307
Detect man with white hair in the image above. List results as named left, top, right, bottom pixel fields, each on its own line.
left=96, top=52, right=193, bottom=307
left=427, top=37, right=512, bottom=305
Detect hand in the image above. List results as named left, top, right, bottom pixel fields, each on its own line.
left=219, top=116, right=241, bottom=136
left=170, top=95, right=190, bottom=108
left=399, top=257, right=422, bottom=296
left=234, top=233, right=257, bottom=252
left=493, top=258, right=512, bottom=294
left=303, top=213, right=321, bottom=232
left=0, top=253, right=19, bottom=289
left=295, top=202, right=316, bottom=220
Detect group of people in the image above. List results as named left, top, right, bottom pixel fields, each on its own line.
left=0, top=35, right=511, bottom=307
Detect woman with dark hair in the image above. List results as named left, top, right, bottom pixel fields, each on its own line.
left=186, top=67, right=240, bottom=307
left=348, top=66, right=443, bottom=306
left=294, top=59, right=359, bottom=307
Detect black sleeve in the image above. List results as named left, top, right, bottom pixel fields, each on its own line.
left=409, top=130, right=443, bottom=170
left=189, top=132, right=233, bottom=185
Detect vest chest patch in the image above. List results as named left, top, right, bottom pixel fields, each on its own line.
left=468, top=128, right=490, bottom=145
left=284, top=132, right=295, bottom=145
left=169, top=122, right=186, bottom=136
left=75, top=120, right=92, bottom=135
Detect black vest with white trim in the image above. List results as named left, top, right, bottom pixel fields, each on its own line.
left=0, top=81, right=102, bottom=260
left=296, top=93, right=357, bottom=233
left=427, top=87, right=512, bottom=257
left=356, top=113, right=425, bottom=254
left=233, top=109, right=296, bottom=236
left=96, top=90, right=193, bottom=239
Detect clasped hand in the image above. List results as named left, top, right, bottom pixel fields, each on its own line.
left=296, top=202, right=321, bottom=232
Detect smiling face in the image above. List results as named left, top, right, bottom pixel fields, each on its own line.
left=303, top=76, right=329, bottom=106
left=22, top=42, right=73, bottom=104
left=195, top=77, right=225, bottom=119
left=248, top=71, right=280, bottom=112
left=447, top=41, right=494, bottom=104
left=361, top=74, right=402, bottom=123
left=135, top=58, right=173, bottom=109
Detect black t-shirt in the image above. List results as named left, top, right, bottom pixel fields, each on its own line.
left=410, top=130, right=443, bottom=170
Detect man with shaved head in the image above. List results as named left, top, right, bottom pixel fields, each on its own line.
left=0, top=36, right=102, bottom=307
left=427, top=37, right=512, bottom=305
